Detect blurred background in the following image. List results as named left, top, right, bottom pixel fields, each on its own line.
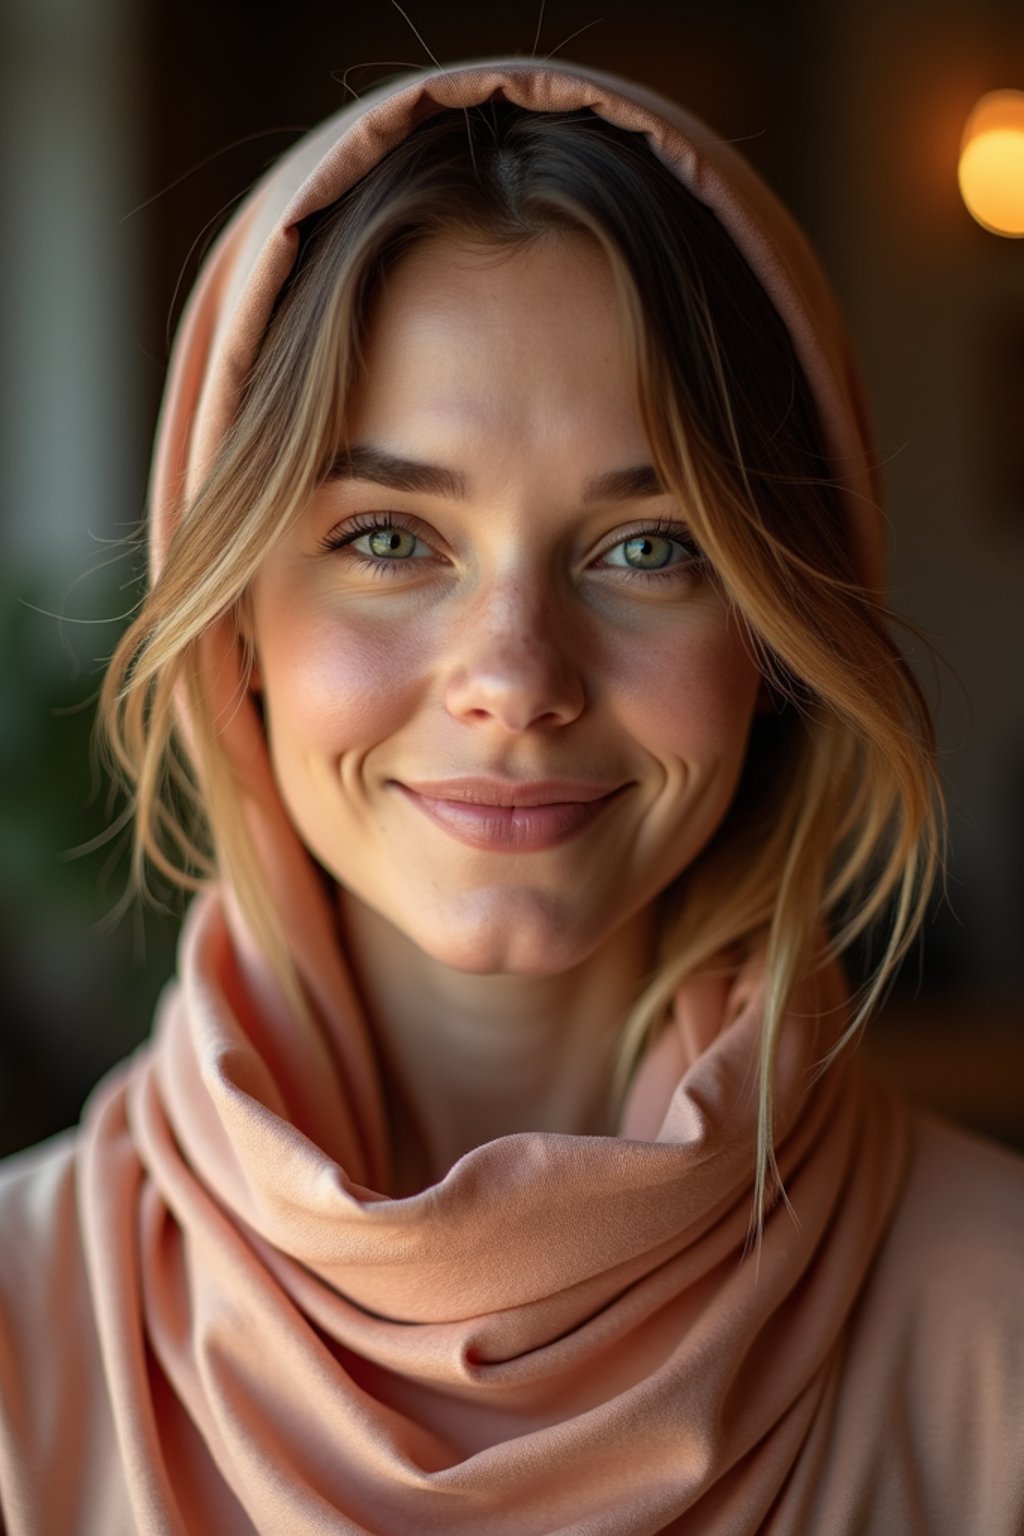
left=1, top=0, right=1022, bottom=1159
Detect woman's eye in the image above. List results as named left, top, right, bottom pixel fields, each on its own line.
left=360, top=526, right=420, bottom=560
left=602, top=528, right=700, bottom=575
left=318, top=515, right=433, bottom=569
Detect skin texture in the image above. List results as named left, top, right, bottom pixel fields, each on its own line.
left=247, top=234, right=762, bottom=1184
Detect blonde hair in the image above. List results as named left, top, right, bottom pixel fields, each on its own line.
left=100, top=103, right=944, bottom=1232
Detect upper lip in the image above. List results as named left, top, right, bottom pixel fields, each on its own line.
left=397, top=777, right=626, bottom=807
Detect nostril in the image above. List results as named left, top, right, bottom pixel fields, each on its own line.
left=442, top=624, right=586, bottom=731
left=446, top=679, right=584, bottom=732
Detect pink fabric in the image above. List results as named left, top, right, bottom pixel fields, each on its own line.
left=1, top=57, right=1022, bottom=1536
left=73, top=903, right=906, bottom=1531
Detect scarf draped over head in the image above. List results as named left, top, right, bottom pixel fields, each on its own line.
left=2, top=58, right=942, bottom=1536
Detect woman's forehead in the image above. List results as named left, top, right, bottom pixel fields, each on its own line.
left=345, top=237, right=651, bottom=476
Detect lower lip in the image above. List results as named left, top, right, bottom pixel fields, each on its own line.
left=396, top=785, right=624, bottom=852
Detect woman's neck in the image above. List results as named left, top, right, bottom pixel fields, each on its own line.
left=336, top=889, right=657, bottom=1195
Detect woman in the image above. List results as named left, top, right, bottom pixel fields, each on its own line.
left=0, top=56, right=1021, bottom=1536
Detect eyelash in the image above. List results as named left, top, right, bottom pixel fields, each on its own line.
left=317, top=512, right=706, bottom=584
left=599, top=515, right=706, bottom=583
left=317, top=516, right=436, bottom=577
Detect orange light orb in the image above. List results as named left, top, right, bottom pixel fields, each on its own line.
left=958, top=89, right=1024, bottom=237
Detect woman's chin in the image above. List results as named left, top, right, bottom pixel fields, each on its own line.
left=411, top=926, right=592, bottom=979
left=400, top=892, right=610, bottom=978
left=336, top=875, right=648, bottom=980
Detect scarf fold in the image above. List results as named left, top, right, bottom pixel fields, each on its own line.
left=75, top=890, right=909, bottom=1533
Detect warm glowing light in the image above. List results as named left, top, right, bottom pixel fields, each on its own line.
left=958, top=89, right=1024, bottom=237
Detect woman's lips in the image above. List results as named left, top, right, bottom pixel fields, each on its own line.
left=394, top=780, right=628, bottom=852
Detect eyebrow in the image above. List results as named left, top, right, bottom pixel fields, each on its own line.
left=327, top=444, right=666, bottom=503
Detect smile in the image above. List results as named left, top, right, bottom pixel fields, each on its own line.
left=394, top=779, right=628, bottom=852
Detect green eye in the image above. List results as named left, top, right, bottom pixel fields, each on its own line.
left=620, top=535, right=676, bottom=569
left=367, top=527, right=418, bottom=559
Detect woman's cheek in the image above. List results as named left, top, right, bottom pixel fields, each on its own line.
left=260, top=594, right=433, bottom=755
left=614, top=618, right=761, bottom=762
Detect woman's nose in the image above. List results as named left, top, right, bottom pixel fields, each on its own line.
left=443, top=582, right=586, bottom=732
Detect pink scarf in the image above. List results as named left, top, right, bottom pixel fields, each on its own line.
left=73, top=888, right=907, bottom=1532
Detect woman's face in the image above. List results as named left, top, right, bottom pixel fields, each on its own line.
left=248, top=234, right=762, bottom=975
